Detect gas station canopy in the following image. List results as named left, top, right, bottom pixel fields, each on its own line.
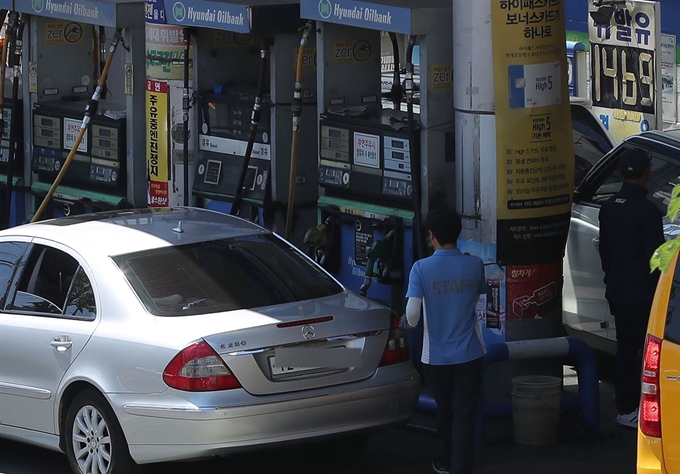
left=13, top=0, right=143, bottom=28
left=152, top=0, right=304, bottom=34
left=300, top=0, right=451, bottom=35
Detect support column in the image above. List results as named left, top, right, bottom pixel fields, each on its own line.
left=454, top=0, right=575, bottom=392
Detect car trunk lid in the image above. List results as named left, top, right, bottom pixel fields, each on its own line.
left=201, top=292, right=391, bottom=395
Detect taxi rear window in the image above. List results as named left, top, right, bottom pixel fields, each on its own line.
left=113, top=234, right=342, bottom=316
left=665, top=265, right=680, bottom=344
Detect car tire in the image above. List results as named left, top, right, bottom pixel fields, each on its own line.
left=64, top=389, right=142, bottom=474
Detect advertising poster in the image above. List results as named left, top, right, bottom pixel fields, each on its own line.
left=506, top=262, right=562, bottom=320
left=146, top=79, right=170, bottom=208
left=458, top=240, right=507, bottom=346
left=491, top=0, right=575, bottom=266
left=661, top=34, right=677, bottom=125
left=145, top=23, right=191, bottom=81
left=588, top=0, right=662, bottom=142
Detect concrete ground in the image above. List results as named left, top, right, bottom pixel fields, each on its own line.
left=408, top=365, right=638, bottom=474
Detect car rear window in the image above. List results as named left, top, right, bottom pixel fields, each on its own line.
left=113, top=234, right=342, bottom=316
left=665, top=263, right=680, bottom=344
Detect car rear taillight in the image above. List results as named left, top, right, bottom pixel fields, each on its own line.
left=163, top=340, right=242, bottom=391
left=379, top=311, right=410, bottom=367
left=640, top=334, right=662, bottom=437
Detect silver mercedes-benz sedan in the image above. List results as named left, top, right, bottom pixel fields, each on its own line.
left=0, top=207, right=420, bottom=474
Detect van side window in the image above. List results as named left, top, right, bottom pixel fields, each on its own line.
left=10, top=245, right=80, bottom=315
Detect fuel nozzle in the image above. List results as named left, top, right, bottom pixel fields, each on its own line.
left=304, top=216, right=331, bottom=265
left=359, top=228, right=396, bottom=297
left=304, top=216, right=331, bottom=247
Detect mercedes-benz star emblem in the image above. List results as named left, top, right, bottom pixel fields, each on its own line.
left=301, top=325, right=316, bottom=340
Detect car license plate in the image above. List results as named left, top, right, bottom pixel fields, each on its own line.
left=268, top=356, right=321, bottom=376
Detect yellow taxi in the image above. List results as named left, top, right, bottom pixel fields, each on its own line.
left=638, top=249, right=680, bottom=473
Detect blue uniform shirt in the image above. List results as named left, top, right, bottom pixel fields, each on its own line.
left=406, top=248, right=486, bottom=365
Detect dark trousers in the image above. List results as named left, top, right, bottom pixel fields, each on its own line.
left=426, top=357, right=484, bottom=474
left=609, top=301, right=651, bottom=415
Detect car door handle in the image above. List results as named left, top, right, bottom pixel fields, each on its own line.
left=592, top=238, right=599, bottom=249
left=50, top=336, right=73, bottom=352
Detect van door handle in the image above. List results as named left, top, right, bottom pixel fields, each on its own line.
left=592, top=238, right=599, bottom=249
left=50, top=336, right=73, bottom=352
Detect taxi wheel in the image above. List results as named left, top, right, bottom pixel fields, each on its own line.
left=64, top=390, right=142, bottom=474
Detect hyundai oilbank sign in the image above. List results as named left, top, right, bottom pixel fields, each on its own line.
left=301, top=0, right=411, bottom=34
left=165, top=0, right=249, bottom=33
left=21, top=0, right=117, bottom=26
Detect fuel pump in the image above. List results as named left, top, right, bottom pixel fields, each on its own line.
left=165, top=1, right=318, bottom=248
left=2, top=14, right=26, bottom=229
left=32, top=29, right=127, bottom=222
left=301, top=0, right=455, bottom=314
left=19, top=0, right=146, bottom=220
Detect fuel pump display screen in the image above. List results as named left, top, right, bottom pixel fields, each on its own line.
left=318, top=118, right=416, bottom=205
left=32, top=102, right=126, bottom=190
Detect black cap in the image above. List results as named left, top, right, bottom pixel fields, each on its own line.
left=619, top=147, right=650, bottom=178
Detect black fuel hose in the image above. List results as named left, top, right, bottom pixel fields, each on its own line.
left=388, top=32, right=402, bottom=109
left=182, top=28, right=196, bottom=206
left=230, top=37, right=273, bottom=217
left=4, top=14, right=25, bottom=229
left=405, top=35, right=425, bottom=260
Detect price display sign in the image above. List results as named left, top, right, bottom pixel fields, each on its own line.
left=63, top=117, right=88, bottom=153
left=588, top=0, right=661, bottom=142
left=353, top=132, right=380, bottom=169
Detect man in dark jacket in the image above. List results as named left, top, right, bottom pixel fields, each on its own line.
left=598, top=147, right=665, bottom=428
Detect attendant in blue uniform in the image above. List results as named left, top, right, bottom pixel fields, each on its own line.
left=403, top=206, right=486, bottom=474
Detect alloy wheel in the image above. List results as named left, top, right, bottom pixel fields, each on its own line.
left=71, top=404, right=112, bottom=474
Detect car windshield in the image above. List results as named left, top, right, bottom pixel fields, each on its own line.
left=571, top=104, right=614, bottom=186
left=113, top=234, right=342, bottom=316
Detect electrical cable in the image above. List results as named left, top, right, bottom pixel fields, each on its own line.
left=285, top=21, right=313, bottom=240
left=32, top=30, right=125, bottom=222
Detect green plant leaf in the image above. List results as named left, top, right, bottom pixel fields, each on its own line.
left=667, top=185, right=680, bottom=222
left=668, top=199, right=680, bottom=223
left=672, top=184, right=680, bottom=200
left=651, top=238, right=680, bottom=273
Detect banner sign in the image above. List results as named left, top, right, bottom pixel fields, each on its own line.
left=145, top=23, right=189, bottom=81
left=19, top=0, right=118, bottom=27
left=146, top=79, right=170, bottom=208
left=588, top=0, right=662, bottom=142
left=661, top=34, right=677, bottom=125
left=300, top=0, right=411, bottom=35
left=164, top=0, right=249, bottom=33
left=491, top=0, right=575, bottom=265
left=145, top=0, right=166, bottom=24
